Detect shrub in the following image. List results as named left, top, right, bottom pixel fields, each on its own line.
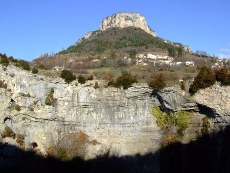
left=168, top=47, right=177, bottom=57
left=58, top=148, right=69, bottom=161
left=189, top=66, right=216, bottom=95
left=17, top=60, right=30, bottom=71
left=174, top=111, right=190, bottom=131
left=37, top=64, right=47, bottom=70
left=45, top=88, right=56, bottom=106
left=216, top=68, right=230, bottom=85
left=0, top=80, right=7, bottom=89
left=115, top=71, right=137, bottom=89
left=151, top=106, right=169, bottom=129
left=14, top=104, right=21, bottom=111
left=180, top=80, right=186, bottom=90
left=201, top=117, right=211, bottom=135
left=94, top=82, right=99, bottom=89
left=148, top=74, right=166, bottom=92
left=107, top=80, right=116, bottom=87
left=78, top=75, right=86, bottom=84
left=0, top=54, right=9, bottom=67
left=32, top=67, right=38, bottom=74
left=87, top=75, right=94, bottom=80
left=61, top=70, right=76, bottom=83
left=151, top=107, right=190, bottom=134
left=1, top=126, right=16, bottom=139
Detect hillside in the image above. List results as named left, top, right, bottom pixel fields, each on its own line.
left=33, top=12, right=228, bottom=87
left=59, top=27, right=172, bottom=55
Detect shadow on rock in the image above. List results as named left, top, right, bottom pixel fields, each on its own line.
left=1, top=126, right=230, bottom=173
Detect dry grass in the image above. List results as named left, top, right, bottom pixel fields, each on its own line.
left=161, top=134, right=181, bottom=148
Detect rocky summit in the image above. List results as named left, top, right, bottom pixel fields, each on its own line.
left=100, top=12, right=157, bottom=37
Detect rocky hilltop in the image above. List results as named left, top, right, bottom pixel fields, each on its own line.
left=100, top=12, right=157, bottom=37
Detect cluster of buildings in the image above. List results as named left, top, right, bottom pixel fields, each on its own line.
left=136, top=53, right=195, bottom=67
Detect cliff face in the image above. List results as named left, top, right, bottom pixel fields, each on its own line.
left=193, top=83, right=230, bottom=129
left=100, top=12, right=157, bottom=37
left=0, top=65, right=161, bottom=159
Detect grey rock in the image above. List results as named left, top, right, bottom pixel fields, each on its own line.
left=193, top=83, right=230, bottom=129
left=0, top=65, right=161, bottom=160
left=156, top=86, right=197, bottom=112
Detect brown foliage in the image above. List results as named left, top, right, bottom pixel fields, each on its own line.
left=148, top=74, right=166, bottom=91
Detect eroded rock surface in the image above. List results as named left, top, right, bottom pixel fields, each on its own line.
left=0, top=65, right=161, bottom=160
left=193, top=83, right=230, bottom=129
left=100, top=12, right=157, bottom=37
left=156, top=86, right=197, bottom=112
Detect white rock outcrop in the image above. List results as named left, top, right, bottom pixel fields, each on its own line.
left=100, top=12, right=157, bottom=37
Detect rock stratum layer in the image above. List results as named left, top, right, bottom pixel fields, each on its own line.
left=100, top=12, right=157, bottom=37
left=0, top=65, right=161, bottom=160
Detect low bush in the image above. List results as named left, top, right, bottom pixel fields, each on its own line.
left=114, top=71, right=137, bottom=89
left=94, top=82, right=99, bottom=89
left=148, top=74, right=166, bottom=92
left=32, top=67, right=38, bottom=74
left=14, top=104, right=21, bottom=111
left=87, top=75, right=94, bottom=80
left=0, top=54, right=9, bottom=66
left=201, top=116, right=211, bottom=135
left=0, top=80, right=7, bottom=89
left=16, top=60, right=30, bottom=71
left=61, top=70, right=76, bottom=83
left=189, top=66, right=216, bottom=95
left=1, top=126, right=16, bottom=139
left=216, top=67, right=230, bottom=85
left=151, top=107, right=190, bottom=135
left=78, top=75, right=86, bottom=84
left=45, top=88, right=56, bottom=106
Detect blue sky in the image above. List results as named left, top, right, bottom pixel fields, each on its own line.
left=0, top=0, right=230, bottom=61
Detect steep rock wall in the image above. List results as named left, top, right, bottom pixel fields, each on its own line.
left=0, top=65, right=161, bottom=159
left=193, top=83, right=230, bottom=129
left=100, top=12, right=157, bottom=37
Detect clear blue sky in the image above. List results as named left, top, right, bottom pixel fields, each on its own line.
left=0, top=0, right=230, bottom=61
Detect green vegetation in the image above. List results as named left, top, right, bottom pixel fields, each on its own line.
left=61, top=70, right=76, bottom=83
left=0, top=80, right=7, bottom=89
left=87, top=75, right=94, bottom=80
left=189, top=66, right=216, bottom=95
left=168, top=47, right=177, bottom=57
left=32, top=67, right=38, bottom=74
left=14, top=104, right=21, bottom=111
left=16, top=60, right=30, bottom=71
left=58, top=148, right=69, bottom=161
left=45, top=88, right=56, bottom=106
left=59, top=27, right=172, bottom=55
left=1, top=126, right=16, bottom=139
left=78, top=75, right=86, bottom=84
left=189, top=67, right=230, bottom=95
left=109, top=71, right=137, bottom=89
left=151, top=106, right=190, bottom=135
left=148, top=74, right=166, bottom=92
left=216, top=67, right=230, bottom=85
left=201, top=116, right=211, bottom=135
left=0, top=53, right=9, bottom=66
left=94, top=82, right=99, bottom=89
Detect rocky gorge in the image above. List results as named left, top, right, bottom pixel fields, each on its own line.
left=0, top=64, right=230, bottom=172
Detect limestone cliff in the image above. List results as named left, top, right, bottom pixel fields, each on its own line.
left=0, top=65, right=161, bottom=159
left=100, top=12, right=157, bottom=37
left=193, top=83, right=230, bottom=129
